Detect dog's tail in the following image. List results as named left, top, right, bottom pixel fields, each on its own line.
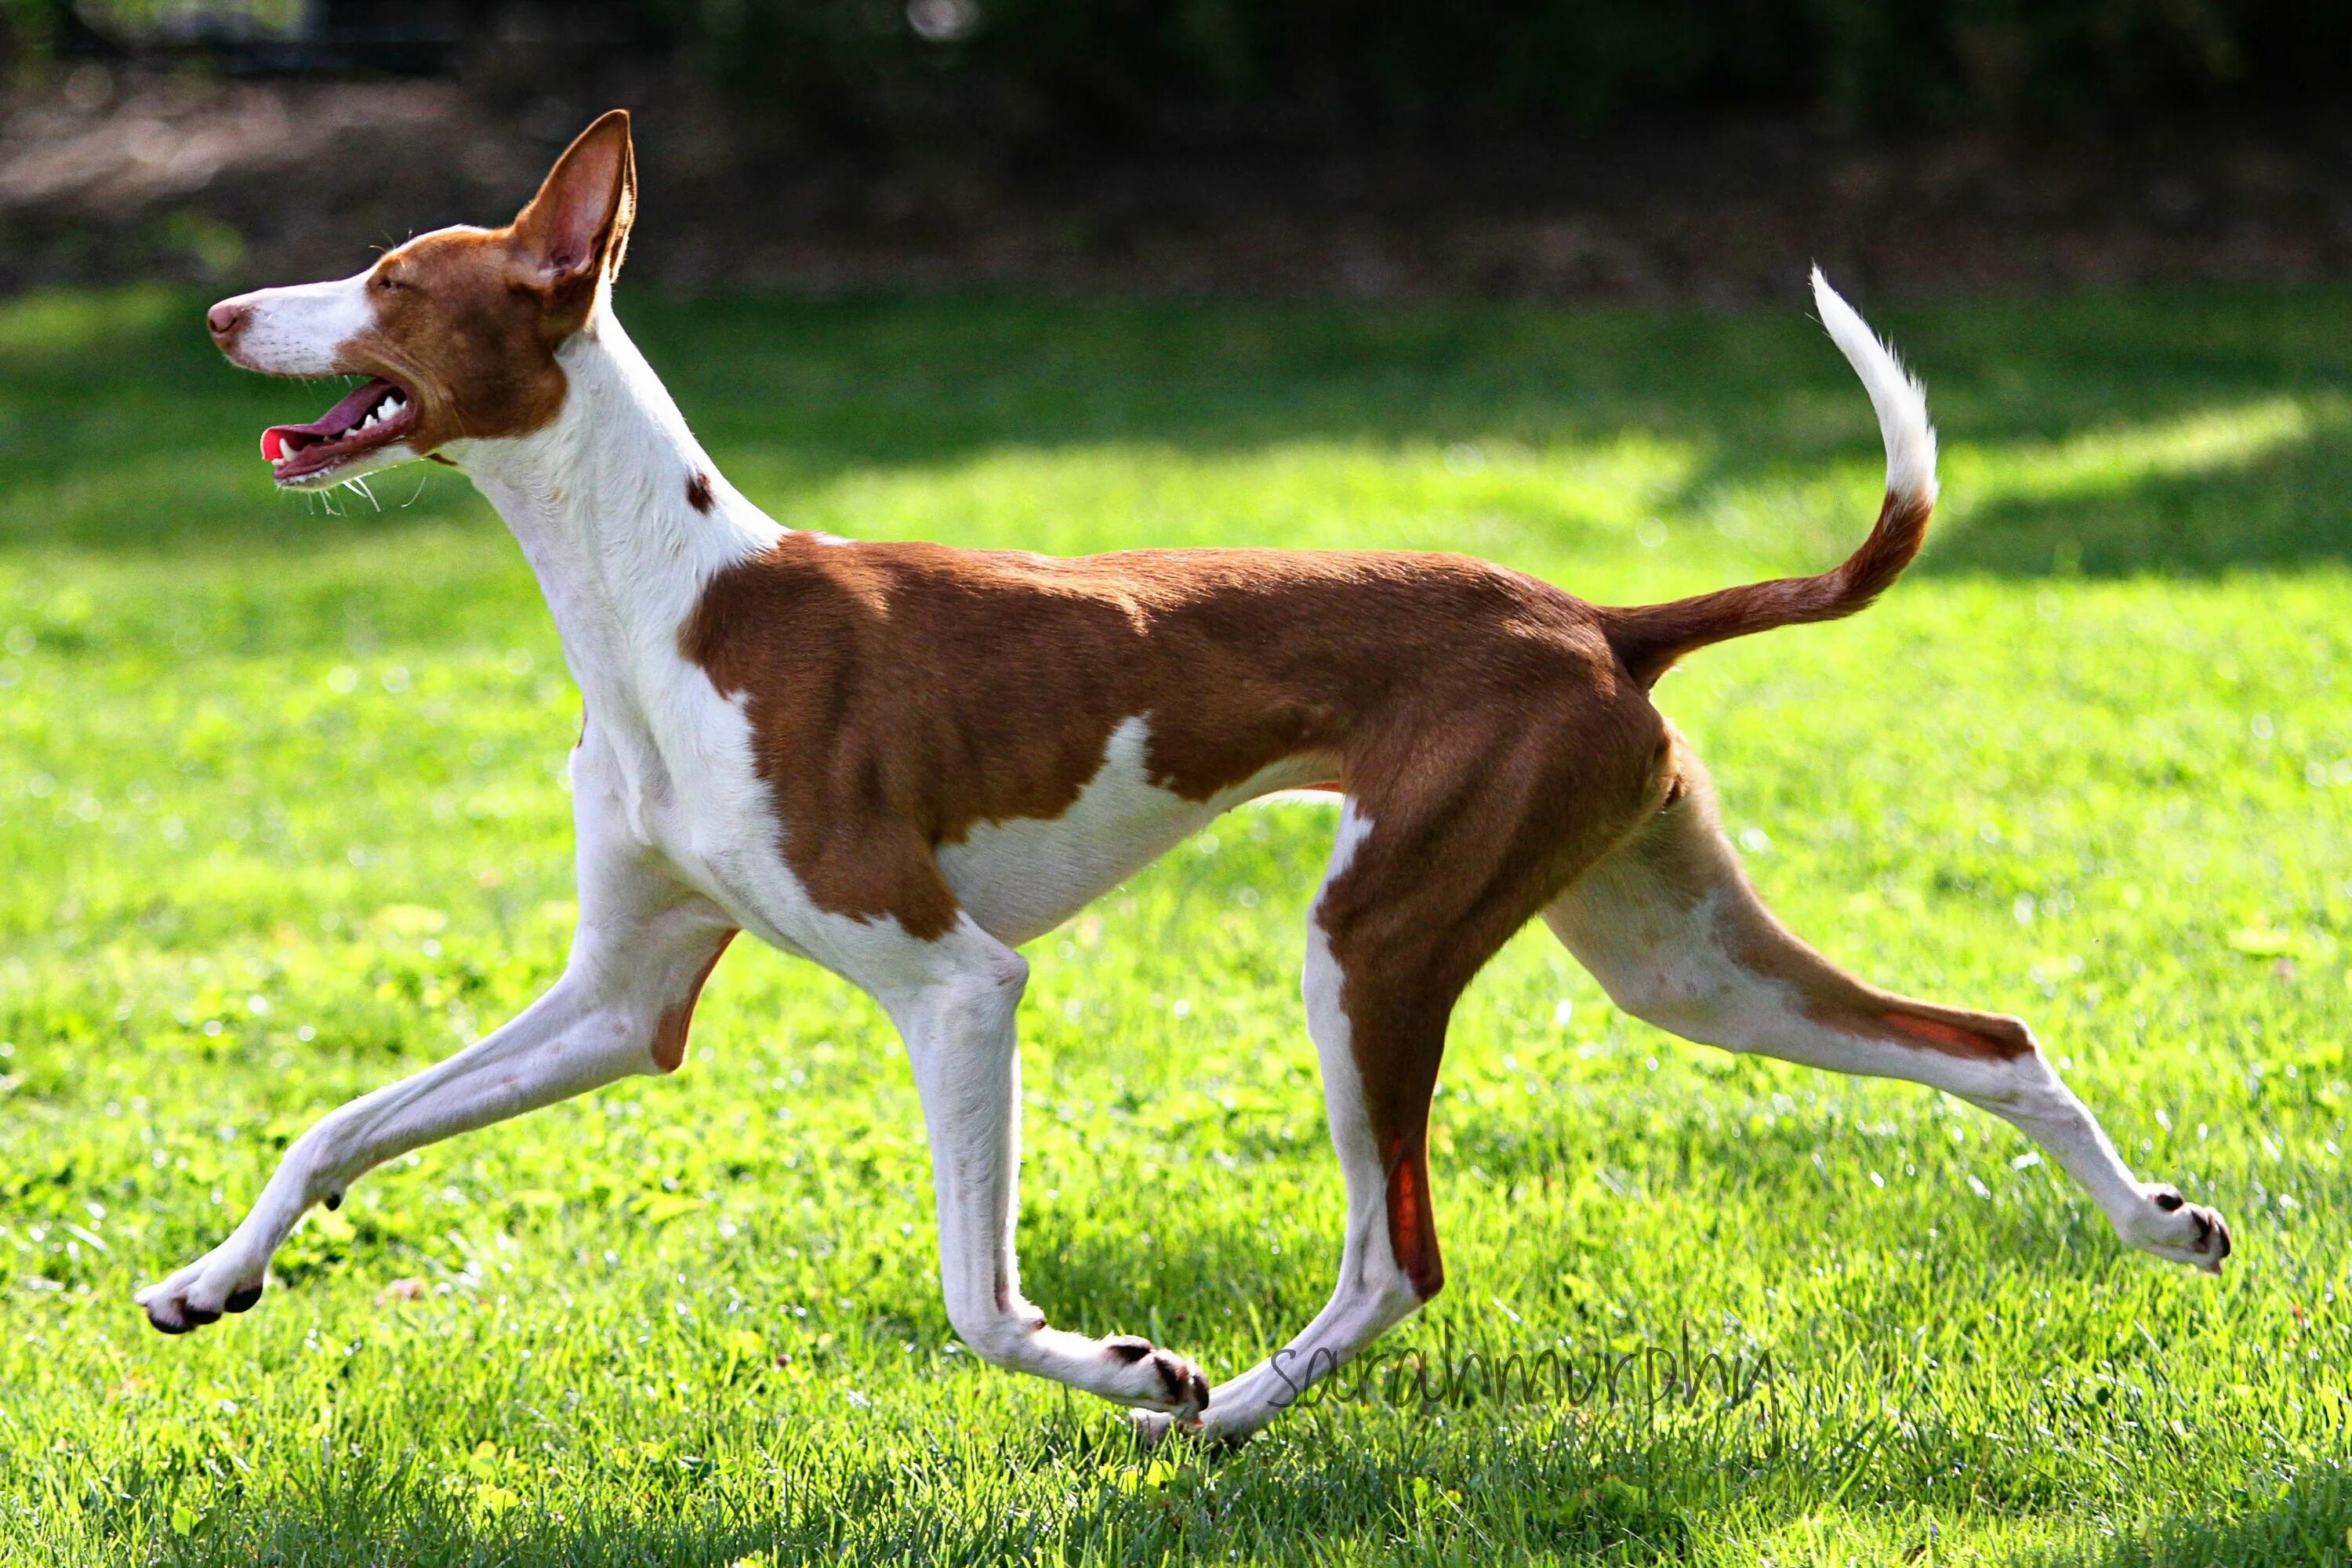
left=1599, top=269, right=1939, bottom=689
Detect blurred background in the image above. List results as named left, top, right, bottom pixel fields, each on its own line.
left=1, top=0, right=2349, bottom=302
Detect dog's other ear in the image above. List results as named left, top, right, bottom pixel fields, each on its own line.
left=510, top=109, right=637, bottom=313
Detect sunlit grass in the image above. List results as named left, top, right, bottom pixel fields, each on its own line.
left=2, top=285, right=2349, bottom=1566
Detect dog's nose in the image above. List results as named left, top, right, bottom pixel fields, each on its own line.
left=206, top=299, right=247, bottom=343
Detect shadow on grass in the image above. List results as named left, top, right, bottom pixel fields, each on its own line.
left=1932, top=406, right=2352, bottom=576
left=2033, top=1463, right=2352, bottom=1568
left=5, top=282, right=2350, bottom=578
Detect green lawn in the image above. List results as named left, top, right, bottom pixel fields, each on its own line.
left=2, top=282, right=2350, bottom=1566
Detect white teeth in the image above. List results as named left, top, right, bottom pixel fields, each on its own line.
left=270, top=388, right=409, bottom=481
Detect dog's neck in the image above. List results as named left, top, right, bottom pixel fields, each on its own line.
left=448, top=313, right=782, bottom=726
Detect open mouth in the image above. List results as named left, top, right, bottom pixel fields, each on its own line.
left=262, top=378, right=416, bottom=485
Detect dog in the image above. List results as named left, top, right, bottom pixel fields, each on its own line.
left=142, top=111, right=2230, bottom=1442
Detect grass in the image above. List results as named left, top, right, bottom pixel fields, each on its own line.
left=2, top=280, right=2350, bottom=1566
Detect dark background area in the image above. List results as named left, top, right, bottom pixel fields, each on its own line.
left=0, top=0, right=2347, bottom=300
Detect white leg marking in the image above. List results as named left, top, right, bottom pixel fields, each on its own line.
left=136, top=778, right=735, bottom=1333
left=866, top=917, right=1210, bottom=1417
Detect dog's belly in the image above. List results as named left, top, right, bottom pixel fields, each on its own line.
left=939, top=716, right=1326, bottom=946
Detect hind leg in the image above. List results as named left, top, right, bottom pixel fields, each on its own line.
left=1143, top=804, right=1438, bottom=1442
left=1544, top=739, right=2229, bottom=1271
left=1148, top=762, right=1616, bottom=1444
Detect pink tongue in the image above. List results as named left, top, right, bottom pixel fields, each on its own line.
left=262, top=378, right=397, bottom=463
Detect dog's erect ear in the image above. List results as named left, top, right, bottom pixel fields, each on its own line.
left=510, top=110, right=637, bottom=310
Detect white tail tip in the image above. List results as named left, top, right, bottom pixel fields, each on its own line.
left=1809, top=267, right=1938, bottom=506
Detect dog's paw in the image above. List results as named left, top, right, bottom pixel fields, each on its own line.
left=2120, top=1183, right=2232, bottom=1273
left=135, top=1245, right=268, bottom=1335
left=1102, top=1335, right=1210, bottom=1420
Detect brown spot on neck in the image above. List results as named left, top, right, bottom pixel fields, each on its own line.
left=686, top=471, right=713, bottom=513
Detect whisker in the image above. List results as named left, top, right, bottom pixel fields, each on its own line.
left=346, top=475, right=380, bottom=511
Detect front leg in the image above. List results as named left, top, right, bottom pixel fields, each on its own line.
left=138, top=786, right=735, bottom=1333
left=863, top=915, right=1210, bottom=1421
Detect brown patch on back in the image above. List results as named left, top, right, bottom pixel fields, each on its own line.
left=650, top=932, right=735, bottom=1073
left=683, top=535, right=1647, bottom=941
left=684, top=532, right=1676, bottom=1301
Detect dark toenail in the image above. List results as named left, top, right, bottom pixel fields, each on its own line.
left=1104, top=1336, right=1153, bottom=1363
left=185, top=1305, right=220, bottom=1327
left=2153, top=1190, right=2184, bottom=1211
left=226, top=1284, right=263, bottom=1313
left=151, top=1315, right=191, bottom=1335
left=1153, top=1356, right=1192, bottom=1401
left=325, top=1192, right=343, bottom=1211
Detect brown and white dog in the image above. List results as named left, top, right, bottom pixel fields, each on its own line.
left=141, top=112, right=2230, bottom=1441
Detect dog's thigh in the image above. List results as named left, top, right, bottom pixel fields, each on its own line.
left=1544, top=746, right=2228, bottom=1272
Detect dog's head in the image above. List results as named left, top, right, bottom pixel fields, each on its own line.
left=206, top=111, right=637, bottom=490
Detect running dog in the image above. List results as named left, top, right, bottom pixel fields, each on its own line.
left=142, top=111, right=2230, bottom=1442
